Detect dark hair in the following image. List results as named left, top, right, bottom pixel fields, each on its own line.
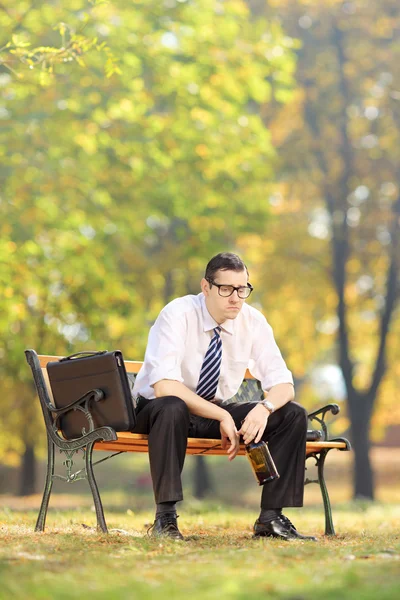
left=205, top=252, right=249, bottom=281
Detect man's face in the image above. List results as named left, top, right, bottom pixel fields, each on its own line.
left=201, top=268, right=249, bottom=324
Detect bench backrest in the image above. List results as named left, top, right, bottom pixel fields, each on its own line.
left=36, top=355, right=264, bottom=405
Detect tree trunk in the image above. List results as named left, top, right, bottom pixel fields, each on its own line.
left=347, top=391, right=374, bottom=500
left=193, top=456, right=213, bottom=499
left=18, top=443, right=36, bottom=496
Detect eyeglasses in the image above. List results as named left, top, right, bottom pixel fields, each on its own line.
left=206, top=278, right=254, bottom=299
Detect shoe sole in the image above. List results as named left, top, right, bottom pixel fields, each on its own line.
left=253, top=533, right=297, bottom=541
left=253, top=532, right=317, bottom=541
left=148, top=531, right=184, bottom=541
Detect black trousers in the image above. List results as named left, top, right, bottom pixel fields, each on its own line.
left=132, top=396, right=307, bottom=509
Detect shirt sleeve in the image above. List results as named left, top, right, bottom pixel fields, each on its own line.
left=145, top=305, right=186, bottom=388
left=248, top=314, right=294, bottom=392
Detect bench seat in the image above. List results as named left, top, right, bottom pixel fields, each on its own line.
left=94, top=432, right=348, bottom=456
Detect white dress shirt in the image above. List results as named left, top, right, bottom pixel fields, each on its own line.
left=133, top=293, right=293, bottom=403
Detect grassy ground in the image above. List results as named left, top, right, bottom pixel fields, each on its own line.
left=0, top=502, right=399, bottom=600
left=0, top=447, right=399, bottom=599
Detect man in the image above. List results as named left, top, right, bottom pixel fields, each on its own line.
left=132, top=252, right=316, bottom=541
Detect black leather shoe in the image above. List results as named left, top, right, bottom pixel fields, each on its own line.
left=147, top=513, right=184, bottom=540
left=253, top=515, right=317, bottom=541
left=279, top=514, right=317, bottom=541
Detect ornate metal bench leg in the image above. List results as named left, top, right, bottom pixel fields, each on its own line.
left=85, top=441, right=108, bottom=533
left=35, top=436, right=55, bottom=532
left=317, top=449, right=335, bottom=536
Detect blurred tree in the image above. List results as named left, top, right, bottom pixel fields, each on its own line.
left=0, top=0, right=296, bottom=494
left=245, top=0, right=400, bottom=499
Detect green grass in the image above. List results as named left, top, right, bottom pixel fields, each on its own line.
left=0, top=502, right=399, bottom=599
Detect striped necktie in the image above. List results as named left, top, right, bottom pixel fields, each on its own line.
left=196, top=327, right=222, bottom=401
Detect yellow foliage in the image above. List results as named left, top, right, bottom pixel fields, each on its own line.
left=195, top=144, right=209, bottom=158
left=106, top=315, right=127, bottom=339
left=74, top=133, right=97, bottom=155
left=12, top=303, right=27, bottom=319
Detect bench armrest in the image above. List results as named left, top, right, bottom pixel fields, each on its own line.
left=49, top=389, right=104, bottom=416
left=329, top=436, right=352, bottom=451
left=307, top=403, right=340, bottom=441
left=49, top=389, right=105, bottom=436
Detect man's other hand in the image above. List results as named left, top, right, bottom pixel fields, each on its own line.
left=219, top=415, right=240, bottom=461
left=238, top=404, right=269, bottom=445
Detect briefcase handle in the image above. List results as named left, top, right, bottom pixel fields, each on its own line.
left=59, top=351, right=107, bottom=362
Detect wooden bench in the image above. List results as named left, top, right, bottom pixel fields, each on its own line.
left=25, top=350, right=351, bottom=536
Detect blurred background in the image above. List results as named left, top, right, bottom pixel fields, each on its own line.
left=0, top=0, right=399, bottom=509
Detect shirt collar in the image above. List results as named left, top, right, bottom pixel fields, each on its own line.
left=199, top=293, right=234, bottom=335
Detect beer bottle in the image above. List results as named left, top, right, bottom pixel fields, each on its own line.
left=245, top=440, right=280, bottom=485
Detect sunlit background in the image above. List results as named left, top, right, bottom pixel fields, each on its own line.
left=0, top=0, right=399, bottom=507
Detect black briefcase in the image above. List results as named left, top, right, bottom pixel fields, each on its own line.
left=46, top=350, right=136, bottom=440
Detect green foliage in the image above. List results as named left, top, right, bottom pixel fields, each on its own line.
left=0, top=1, right=296, bottom=464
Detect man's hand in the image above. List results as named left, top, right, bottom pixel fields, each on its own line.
left=238, top=404, right=269, bottom=445
left=219, top=415, right=240, bottom=461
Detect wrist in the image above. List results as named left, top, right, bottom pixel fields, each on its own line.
left=260, top=400, right=275, bottom=415
left=218, top=409, right=233, bottom=422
